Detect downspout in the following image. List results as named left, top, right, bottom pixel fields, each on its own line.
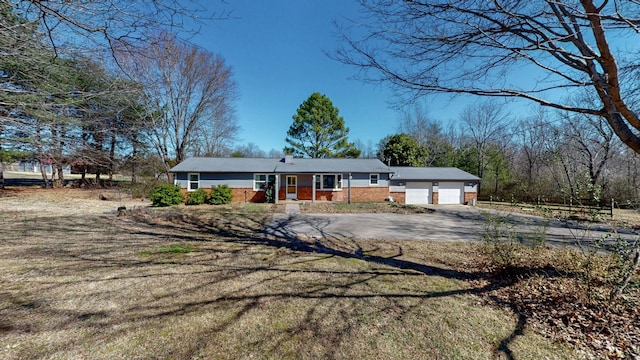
left=348, top=172, right=352, bottom=204
left=312, top=174, right=316, bottom=203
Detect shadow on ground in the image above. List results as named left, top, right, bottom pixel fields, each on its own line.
left=0, top=207, right=588, bottom=359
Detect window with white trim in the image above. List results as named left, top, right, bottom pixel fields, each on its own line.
left=315, top=174, right=342, bottom=190
left=369, top=173, right=379, bottom=185
left=188, top=173, right=200, bottom=191
left=254, top=174, right=276, bottom=191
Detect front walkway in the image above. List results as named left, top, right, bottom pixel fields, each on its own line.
left=284, top=203, right=301, bottom=215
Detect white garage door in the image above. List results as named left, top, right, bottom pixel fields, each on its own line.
left=405, top=182, right=430, bottom=204
left=438, top=182, right=464, bottom=204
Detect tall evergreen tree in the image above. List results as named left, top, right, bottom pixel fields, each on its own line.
left=284, top=93, right=360, bottom=158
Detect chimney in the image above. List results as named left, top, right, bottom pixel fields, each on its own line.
left=284, top=154, right=294, bottom=164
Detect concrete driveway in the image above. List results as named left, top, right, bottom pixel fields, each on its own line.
left=264, top=205, right=639, bottom=247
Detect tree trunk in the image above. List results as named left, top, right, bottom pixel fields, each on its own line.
left=131, top=139, right=138, bottom=183
left=108, top=135, right=116, bottom=181
left=0, top=161, right=4, bottom=190
left=40, top=161, right=50, bottom=188
left=56, top=163, right=64, bottom=185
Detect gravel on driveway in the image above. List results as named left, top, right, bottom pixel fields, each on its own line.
left=265, top=205, right=640, bottom=247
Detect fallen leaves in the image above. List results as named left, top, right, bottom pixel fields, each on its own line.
left=470, top=270, right=639, bottom=359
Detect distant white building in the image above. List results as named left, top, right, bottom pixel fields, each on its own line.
left=13, top=160, right=71, bottom=175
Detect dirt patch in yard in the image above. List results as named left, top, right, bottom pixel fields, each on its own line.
left=0, top=187, right=148, bottom=214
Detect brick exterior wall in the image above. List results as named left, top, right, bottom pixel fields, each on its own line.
left=464, top=191, right=477, bottom=205
left=277, top=186, right=316, bottom=201
left=219, top=185, right=392, bottom=203
left=275, top=186, right=385, bottom=202
left=200, top=186, right=475, bottom=205
left=231, top=188, right=265, bottom=203
left=389, top=192, right=405, bottom=204
left=315, top=190, right=344, bottom=201
left=297, top=187, right=314, bottom=200
left=348, top=187, right=389, bottom=202
left=179, top=188, right=188, bottom=204
left=183, top=187, right=266, bottom=203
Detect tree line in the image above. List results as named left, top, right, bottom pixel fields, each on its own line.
left=330, top=0, right=640, bottom=207
left=0, top=1, right=238, bottom=188
left=375, top=101, right=639, bottom=206
left=2, top=0, right=639, bottom=208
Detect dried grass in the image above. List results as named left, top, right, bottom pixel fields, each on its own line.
left=0, top=190, right=580, bottom=359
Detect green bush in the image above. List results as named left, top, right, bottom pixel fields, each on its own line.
left=150, top=184, right=185, bottom=207
left=209, top=184, right=233, bottom=205
left=186, top=188, right=208, bottom=205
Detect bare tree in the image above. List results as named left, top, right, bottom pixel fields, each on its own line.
left=557, top=108, right=616, bottom=203
left=337, top=1, right=640, bottom=154
left=609, top=146, right=640, bottom=205
left=1, top=0, right=218, bottom=186
left=514, top=108, right=556, bottom=197
left=11, top=0, right=215, bottom=58
left=192, top=106, right=239, bottom=157
left=267, top=148, right=284, bottom=158
left=398, top=104, right=455, bottom=166
left=354, top=139, right=377, bottom=159
left=459, top=101, right=510, bottom=186
left=119, top=31, right=238, bottom=178
left=231, top=142, right=267, bottom=158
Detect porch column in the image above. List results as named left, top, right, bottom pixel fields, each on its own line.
left=274, top=174, right=279, bottom=204
left=312, top=174, right=316, bottom=203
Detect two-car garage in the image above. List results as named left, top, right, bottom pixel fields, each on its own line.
left=390, top=167, right=480, bottom=205
left=404, top=181, right=464, bottom=205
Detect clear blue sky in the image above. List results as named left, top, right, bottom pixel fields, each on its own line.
left=190, top=0, right=465, bottom=154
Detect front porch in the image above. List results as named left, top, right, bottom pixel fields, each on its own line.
left=230, top=172, right=389, bottom=204
left=274, top=173, right=344, bottom=203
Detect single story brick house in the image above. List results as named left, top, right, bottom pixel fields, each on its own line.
left=170, top=155, right=480, bottom=205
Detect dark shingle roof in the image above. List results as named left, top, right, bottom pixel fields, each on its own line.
left=390, top=167, right=480, bottom=181
left=170, top=158, right=480, bottom=182
left=170, top=157, right=279, bottom=173
left=170, top=157, right=392, bottom=174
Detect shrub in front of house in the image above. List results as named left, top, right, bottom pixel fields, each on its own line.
left=209, top=184, right=233, bottom=205
left=150, top=184, right=185, bottom=207
left=186, top=188, right=208, bottom=205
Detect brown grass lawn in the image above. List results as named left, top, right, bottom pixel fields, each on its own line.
left=0, top=189, right=602, bottom=359
left=478, top=201, right=640, bottom=229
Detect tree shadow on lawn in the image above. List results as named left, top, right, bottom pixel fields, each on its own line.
left=0, top=209, right=580, bottom=359
left=124, top=209, right=582, bottom=359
